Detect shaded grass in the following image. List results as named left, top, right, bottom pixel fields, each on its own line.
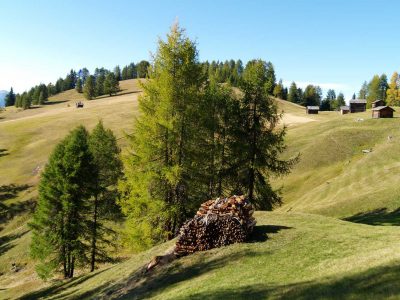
left=343, top=207, right=400, bottom=226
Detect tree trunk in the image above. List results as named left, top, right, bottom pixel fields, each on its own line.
left=90, top=193, right=98, bottom=272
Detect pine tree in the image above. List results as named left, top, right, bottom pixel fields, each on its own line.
left=4, top=87, right=16, bottom=106
left=236, top=60, right=297, bottom=209
left=104, top=73, right=120, bottom=96
left=38, top=91, right=45, bottom=105
left=83, top=75, right=96, bottom=100
left=265, top=62, right=276, bottom=95
left=119, top=24, right=204, bottom=250
left=76, top=78, right=83, bottom=93
left=88, top=121, right=122, bottom=272
left=114, top=65, right=121, bottom=81
left=336, top=93, right=345, bottom=108
left=288, top=82, right=301, bottom=104
left=95, top=74, right=105, bottom=96
left=30, top=126, right=95, bottom=279
left=136, top=60, right=150, bottom=78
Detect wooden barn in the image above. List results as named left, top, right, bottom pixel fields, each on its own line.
left=306, top=106, right=319, bottom=114
left=340, top=106, right=350, bottom=115
left=349, top=99, right=367, bottom=113
left=372, top=99, right=385, bottom=108
left=372, top=106, right=395, bottom=118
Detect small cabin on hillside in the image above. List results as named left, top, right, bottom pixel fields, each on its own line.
left=349, top=99, right=367, bottom=113
left=306, top=106, right=319, bottom=114
left=372, top=99, right=385, bottom=108
left=340, top=106, right=350, bottom=115
left=372, top=106, right=395, bottom=118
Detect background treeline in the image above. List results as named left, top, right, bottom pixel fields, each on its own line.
left=357, top=72, right=400, bottom=107
left=286, top=82, right=345, bottom=111
left=5, top=60, right=151, bottom=109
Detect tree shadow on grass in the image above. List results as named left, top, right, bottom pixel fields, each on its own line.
left=0, top=149, right=8, bottom=157
left=343, top=207, right=400, bottom=226
left=0, top=230, right=28, bottom=256
left=247, top=225, right=293, bottom=243
left=0, top=184, right=34, bottom=224
left=18, top=268, right=109, bottom=300
left=179, top=261, right=400, bottom=300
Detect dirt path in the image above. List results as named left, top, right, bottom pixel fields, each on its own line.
left=281, top=113, right=315, bottom=126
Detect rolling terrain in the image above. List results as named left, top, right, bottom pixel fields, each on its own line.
left=1, top=82, right=400, bottom=299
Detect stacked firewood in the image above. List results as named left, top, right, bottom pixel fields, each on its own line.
left=175, top=195, right=256, bottom=256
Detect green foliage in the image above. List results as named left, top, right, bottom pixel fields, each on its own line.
left=358, top=81, right=368, bottom=99
left=386, top=72, right=400, bottom=106
left=95, top=74, right=105, bottom=97
left=302, top=85, right=322, bottom=107
left=114, top=65, right=121, bottom=81
left=30, top=126, right=95, bottom=279
left=76, top=78, right=83, bottom=93
left=119, top=24, right=205, bottom=249
left=83, top=75, right=96, bottom=100
left=273, top=80, right=285, bottom=99
left=104, top=73, right=120, bottom=96
left=88, top=121, right=123, bottom=271
left=4, top=87, right=16, bottom=106
left=30, top=123, right=122, bottom=278
left=288, top=82, right=301, bottom=104
left=236, top=60, right=297, bottom=209
left=136, top=60, right=150, bottom=78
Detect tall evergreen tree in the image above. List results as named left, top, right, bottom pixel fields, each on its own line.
left=84, top=75, right=96, bottom=100
left=88, top=121, right=122, bottom=272
left=114, top=65, right=121, bottom=81
left=119, top=24, right=204, bottom=250
left=236, top=60, right=297, bottom=209
left=104, top=73, right=120, bottom=96
left=265, top=62, right=276, bottom=95
left=30, top=126, right=95, bottom=279
left=136, top=60, right=150, bottom=78
left=4, top=87, right=16, bottom=106
left=288, top=82, right=301, bottom=104
left=95, top=74, right=105, bottom=96
left=76, top=78, right=83, bottom=93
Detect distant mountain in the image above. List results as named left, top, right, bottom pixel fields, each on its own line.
left=0, top=90, right=7, bottom=107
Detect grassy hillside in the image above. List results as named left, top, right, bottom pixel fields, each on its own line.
left=0, top=79, right=141, bottom=297
left=2, top=92, right=400, bottom=299
left=273, top=108, right=400, bottom=219
left=6, top=211, right=400, bottom=299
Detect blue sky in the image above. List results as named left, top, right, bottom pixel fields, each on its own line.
left=1, top=0, right=399, bottom=99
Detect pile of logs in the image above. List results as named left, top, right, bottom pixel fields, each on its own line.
left=175, top=195, right=256, bottom=256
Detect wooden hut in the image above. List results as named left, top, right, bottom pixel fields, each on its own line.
left=306, top=106, right=319, bottom=114
left=372, top=106, right=395, bottom=118
left=372, top=99, right=385, bottom=108
left=349, top=99, right=367, bottom=113
left=340, top=106, right=350, bottom=115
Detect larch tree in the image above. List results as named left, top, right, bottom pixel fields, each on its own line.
left=386, top=72, right=400, bottom=106
left=76, top=78, right=83, bottom=93
left=119, top=24, right=204, bottom=250
left=236, top=60, right=298, bottom=210
left=88, top=121, right=123, bottom=272
left=84, top=75, right=96, bottom=100
left=104, top=73, right=120, bottom=96
left=30, top=126, right=95, bottom=279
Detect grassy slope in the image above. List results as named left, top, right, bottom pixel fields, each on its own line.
left=0, top=79, right=141, bottom=297
left=2, top=93, right=400, bottom=299
left=273, top=106, right=400, bottom=219
left=12, top=212, right=400, bottom=299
